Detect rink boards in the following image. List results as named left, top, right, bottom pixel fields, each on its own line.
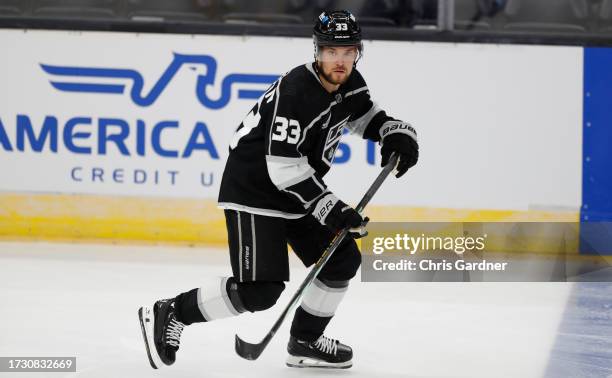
left=0, top=29, right=609, bottom=251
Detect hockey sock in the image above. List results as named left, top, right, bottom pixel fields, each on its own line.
left=290, top=278, right=348, bottom=341
left=174, top=277, right=246, bottom=325
left=174, top=288, right=205, bottom=325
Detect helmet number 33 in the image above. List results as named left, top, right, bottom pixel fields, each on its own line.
left=272, top=116, right=301, bottom=144
left=335, top=23, right=348, bottom=31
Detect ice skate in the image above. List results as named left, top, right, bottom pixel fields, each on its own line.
left=138, top=298, right=185, bottom=369
left=286, top=335, right=353, bottom=369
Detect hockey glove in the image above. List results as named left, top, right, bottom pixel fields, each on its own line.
left=311, top=193, right=367, bottom=237
left=380, top=121, right=419, bottom=178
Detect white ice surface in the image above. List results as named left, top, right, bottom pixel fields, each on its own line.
left=0, top=241, right=576, bottom=378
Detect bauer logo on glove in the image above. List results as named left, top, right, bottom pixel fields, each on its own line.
left=311, top=193, right=365, bottom=234
left=379, top=121, right=419, bottom=178
left=380, top=122, right=417, bottom=140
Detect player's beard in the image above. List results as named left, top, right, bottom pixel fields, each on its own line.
left=317, top=61, right=351, bottom=86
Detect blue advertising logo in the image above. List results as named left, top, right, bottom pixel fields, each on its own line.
left=40, top=53, right=280, bottom=109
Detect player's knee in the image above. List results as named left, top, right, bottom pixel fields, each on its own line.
left=236, top=281, right=285, bottom=312
left=341, top=242, right=362, bottom=279
left=320, top=239, right=361, bottom=281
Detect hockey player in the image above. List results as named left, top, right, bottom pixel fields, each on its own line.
left=139, top=10, right=419, bottom=370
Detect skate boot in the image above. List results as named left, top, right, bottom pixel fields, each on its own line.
left=286, top=335, right=353, bottom=369
left=138, top=298, right=186, bottom=369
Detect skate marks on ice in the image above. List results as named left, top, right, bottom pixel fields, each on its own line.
left=544, top=282, right=612, bottom=378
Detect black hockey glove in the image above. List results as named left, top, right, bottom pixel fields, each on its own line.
left=380, top=121, right=419, bottom=178
left=311, top=193, right=368, bottom=237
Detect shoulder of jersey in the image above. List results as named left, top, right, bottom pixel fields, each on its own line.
left=345, top=68, right=368, bottom=91
left=278, top=64, right=320, bottom=97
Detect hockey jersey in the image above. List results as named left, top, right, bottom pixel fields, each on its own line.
left=218, top=62, right=398, bottom=219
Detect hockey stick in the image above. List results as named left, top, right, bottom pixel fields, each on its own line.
left=235, top=153, right=399, bottom=361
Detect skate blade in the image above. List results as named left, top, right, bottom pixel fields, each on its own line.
left=138, top=306, right=162, bottom=369
left=286, top=355, right=352, bottom=369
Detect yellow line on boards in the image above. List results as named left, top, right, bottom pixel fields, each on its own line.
left=0, top=193, right=579, bottom=245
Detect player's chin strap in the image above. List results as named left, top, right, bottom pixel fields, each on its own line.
left=234, top=153, right=400, bottom=361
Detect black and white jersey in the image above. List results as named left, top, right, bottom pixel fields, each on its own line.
left=218, top=62, right=397, bottom=219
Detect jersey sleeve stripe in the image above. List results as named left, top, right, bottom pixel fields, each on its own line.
left=302, top=188, right=329, bottom=209
left=284, top=188, right=308, bottom=204
left=266, top=155, right=309, bottom=164
left=265, top=155, right=315, bottom=190
left=284, top=176, right=328, bottom=207
left=311, top=174, right=326, bottom=192
left=347, top=102, right=382, bottom=138
left=344, top=85, right=368, bottom=98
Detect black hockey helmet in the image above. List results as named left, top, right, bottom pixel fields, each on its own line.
left=313, top=10, right=363, bottom=63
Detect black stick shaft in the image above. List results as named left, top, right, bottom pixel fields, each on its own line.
left=235, top=154, right=399, bottom=360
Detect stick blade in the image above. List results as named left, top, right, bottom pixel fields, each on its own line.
left=235, top=334, right=265, bottom=360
